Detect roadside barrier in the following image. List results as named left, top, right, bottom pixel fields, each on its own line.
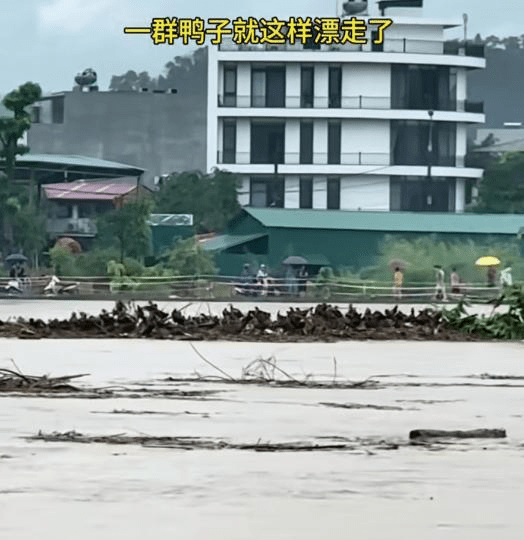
left=0, top=274, right=517, bottom=302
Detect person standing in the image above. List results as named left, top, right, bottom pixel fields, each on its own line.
left=500, top=265, right=513, bottom=288
left=487, top=266, right=497, bottom=288
left=393, top=266, right=403, bottom=300
left=298, top=266, right=308, bottom=297
left=433, top=265, right=447, bottom=301
left=450, top=267, right=461, bottom=295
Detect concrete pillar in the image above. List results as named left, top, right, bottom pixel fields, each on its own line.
left=313, top=176, right=327, bottom=209
left=313, top=120, right=328, bottom=164
left=236, top=119, right=251, bottom=164
left=285, top=64, right=300, bottom=108
left=455, top=178, right=465, bottom=212
left=285, top=119, right=300, bottom=164
left=285, top=176, right=299, bottom=208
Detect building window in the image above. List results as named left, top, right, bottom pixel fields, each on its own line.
left=223, top=66, right=237, bottom=106
left=51, top=96, right=64, bottom=124
left=54, top=202, right=72, bottom=219
left=251, top=67, right=285, bottom=107
left=251, top=121, right=285, bottom=164
left=371, top=31, right=384, bottom=52
left=31, top=106, right=40, bottom=123
left=391, top=65, right=453, bottom=111
left=391, top=120, right=456, bottom=167
left=222, top=119, right=236, bottom=163
left=299, top=177, right=313, bottom=208
left=250, top=176, right=284, bottom=207
left=390, top=177, right=456, bottom=212
left=328, top=66, right=341, bottom=108
left=300, top=121, right=313, bottom=164
left=327, top=177, right=340, bottom=209
left=300, top=66, right=314, bottom=108
left=328, top=121, right=341, bottom=165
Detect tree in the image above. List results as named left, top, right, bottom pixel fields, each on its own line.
left=162, top=236, right=216, bottom=276
left=0, top=82, right=42, bottom=251
left=154, top=169, right=240, bottom=233
left=474, top=152, right=524, bottom=213
left=96, top=198, right=153, bottom=261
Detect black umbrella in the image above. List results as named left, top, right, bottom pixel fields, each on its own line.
left=282, top=256, right=308, bottom=266
left=5, top=254, right=28, bottom=264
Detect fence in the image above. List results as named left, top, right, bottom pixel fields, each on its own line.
left=0, top=274, right=516, bottom=303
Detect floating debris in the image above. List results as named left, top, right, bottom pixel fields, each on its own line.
left=0, top=301, right=483, bottom=341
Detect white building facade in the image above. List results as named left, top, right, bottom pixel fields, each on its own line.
left=206, top=12, right=486, bottom=213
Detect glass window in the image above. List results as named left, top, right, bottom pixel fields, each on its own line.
left=222, top=119, right=236, bottom=163
left=223, top=66, right=237, bottom=106
left=52, top=96, right=64, bottom=124
left=327, top=178, right=340, bottom=209
left=55, top=202, right=72, bottom=218
left=328, top=121, right=341, bottom=165
left=299, top=177, right=313, bottom=208
left=328, top=66, right=341, bottom=108
left=300, top=121, right=313, bottom=164
left=251, top=67, right=285, bottom=107
left=251, top=121, right=285, bottom=164
left=300, top=66, right=314, bottom=108
left=390, top=177, right=455, bottom=212
left=250, top=177, right=284, bottom=208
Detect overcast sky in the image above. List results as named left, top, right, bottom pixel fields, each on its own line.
left=1, top=0, right=522, bottom=95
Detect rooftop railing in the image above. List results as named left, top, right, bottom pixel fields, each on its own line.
left=218, top=38, right=485, bottom=58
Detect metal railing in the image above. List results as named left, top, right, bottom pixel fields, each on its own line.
left=218, top=38, right=485, bottom=57
left=218, top=94, right=484, bottom=113
left=0, top=274, right=512, bottom=302
left=216, top=151, right=391, bottom=166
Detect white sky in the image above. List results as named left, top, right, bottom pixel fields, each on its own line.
left=1, top=0, right=522, bottom=94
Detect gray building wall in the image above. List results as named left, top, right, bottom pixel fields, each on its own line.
left=27, top=88, right=207, bottom=188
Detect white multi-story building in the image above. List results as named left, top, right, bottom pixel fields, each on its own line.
left=206, top=2, right=486, bottom=213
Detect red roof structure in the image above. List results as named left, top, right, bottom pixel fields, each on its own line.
left=43, top=180, right=137, bottom=201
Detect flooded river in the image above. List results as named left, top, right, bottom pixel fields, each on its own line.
left=0, top=301, right=523, bottom=539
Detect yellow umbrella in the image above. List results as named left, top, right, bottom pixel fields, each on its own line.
left=475, top=256, right=501, bottom=267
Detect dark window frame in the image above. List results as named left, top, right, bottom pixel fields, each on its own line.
left=328, top=66, right=342, bottom=108
left=249, top=176, right=285, bottom=208
left=327, top=177, right=340, bottom=210
left=223, top=65, right=237, bottom=107
left=300, top=66, right=314, bottom=108
left=299, top=177, right=313, bottom=209
left=251, top=66, right=286, bottom=108
left=299, top=121, right=313, bottom=164
left=222, top=119, right=236, bottom=164
left=328, top=121, right=341, bottom=165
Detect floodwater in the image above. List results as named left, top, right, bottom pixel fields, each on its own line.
left=0, top=300, right=523, bottom=539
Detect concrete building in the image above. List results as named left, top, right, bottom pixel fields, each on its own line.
left=28, top=88, right=207, bottom=188
left=206, top=5, right=486, bottom=213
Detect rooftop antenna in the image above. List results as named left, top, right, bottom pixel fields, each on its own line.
left=463, top=13, right=468, bottom=43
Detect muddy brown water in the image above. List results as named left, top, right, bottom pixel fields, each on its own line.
left=0, top=301, right=523, bottom=539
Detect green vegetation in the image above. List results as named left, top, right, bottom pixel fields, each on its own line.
left=0, top=82, right=43, bottom=253
left=441, top=286, right=524, bottom=339
left=161, top=237, right=217, bottom=276
left=96, top=198, right=153, bottom=261
left=154, top=170, right=240, bottom=233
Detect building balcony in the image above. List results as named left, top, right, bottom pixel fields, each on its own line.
left=217, top=151, right=467, bottom=168
left=218, top=94, right=484, bottom=115
left=217, top=151, right=391, bottom=166
left=47, top=217, right=97, bottom=237
left=218, top=38, right=485, bottom=58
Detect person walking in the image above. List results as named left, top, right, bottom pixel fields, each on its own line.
left=256, top=264, right=269, bottom=296
left=433, top=265, right=447, bottom=301
left=450, top=267, right=461, bottom=295
left=487, top=266, right=497, bottom=288
left=392, top=266, right=403, bottom=301
left=500, top=264, right=513, bottom=289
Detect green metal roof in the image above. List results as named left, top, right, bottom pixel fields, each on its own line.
left=243, top=208, right=524, bottom=235
left=201, top=233, right=267, bottom=252
left=15, top=154, right=145, bottom=174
